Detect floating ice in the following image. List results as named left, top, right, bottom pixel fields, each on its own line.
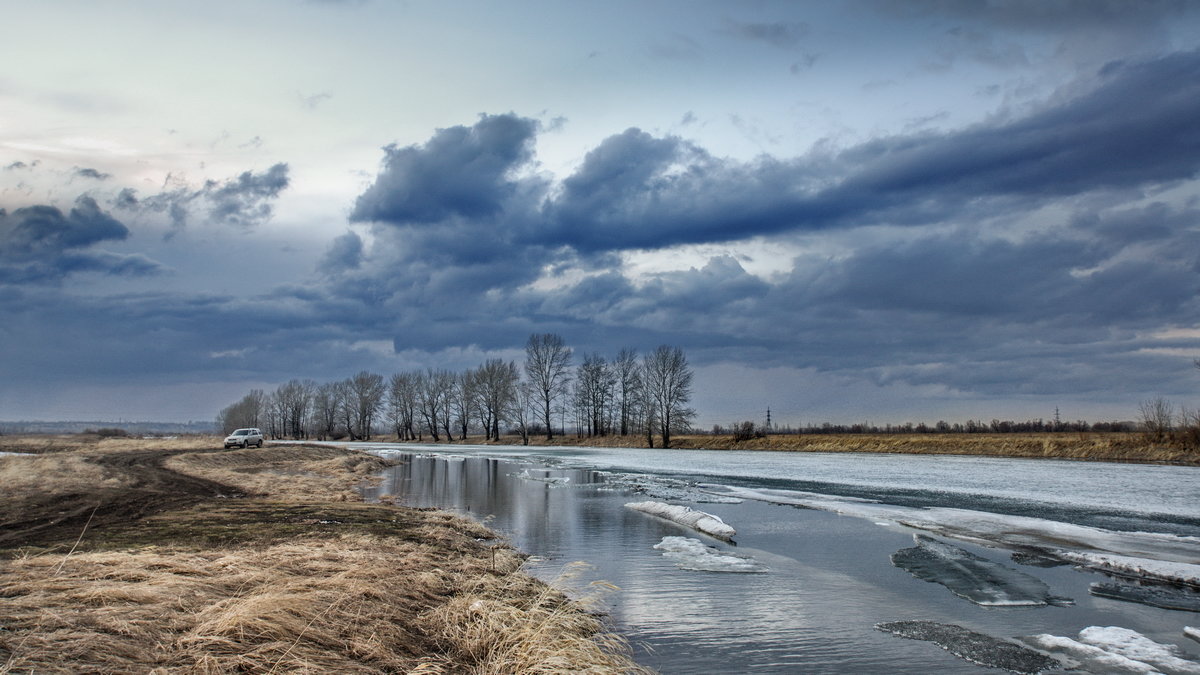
left=1091, top=582, right=1200, bottom=612
left=704, top=484, right=1200, bottom=577
left=875, top=621, right=1060, bottom=675
left=891, top=535, right=1071, bottom=607
left=653, top=536, right=767, bottom=573
left=1187, top=627, right=1200, bottom=644
left=1025, top=626, right=1200, bottom=675
left=514, top=469, right=572, bottom=486
left=606, top=473, right=743, bottom=503
left=1055, top=551, right=1200, bottom=588
left=625, top=501, right=736, bottom=540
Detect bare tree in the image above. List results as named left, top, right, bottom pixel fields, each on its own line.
left=576, top=353, right=616, bottom=437
left=387, top=371, right=420, bottom=441
left=273, top=379, right=315, bottom=439
left=311, top=381, right=343, bottom=440
left=346, top=371, right=385, bottom=440
left=614, top=348, right=640, bottom=436
left=418, top=369, right=455, bottom=442
left=474, top=359, right=519, bottom=440
left=641, top=345, right=695, bottom=448
left=217, top=389, right=266, bottom=434
left=1139, top=397, right=1174, bottom=442
left=511, top=379, right=535, bottom=446
left=525, top=333, right=573, bottom=439
left=453, top=370, right=476, bottom=440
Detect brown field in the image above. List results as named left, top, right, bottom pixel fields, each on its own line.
left=0, top=435, right=650, bottom=674
left=409, top=430, right=1200, bottom=465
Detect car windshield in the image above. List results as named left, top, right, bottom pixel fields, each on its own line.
left=234, top=430, right=249, bottom=435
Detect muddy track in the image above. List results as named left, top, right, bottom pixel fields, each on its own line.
left=0, top=448, right=245, bottom=551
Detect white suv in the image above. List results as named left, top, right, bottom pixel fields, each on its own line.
left=223, top=428, right=264, bottom=449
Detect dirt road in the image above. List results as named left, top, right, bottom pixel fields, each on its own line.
left=0, top=447, right=243, bottom=550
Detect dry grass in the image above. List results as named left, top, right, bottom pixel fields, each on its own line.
left=165, top=443, right=396, bottom=502
left=0, top=436, right=650, bottom=674
left=0, top=453, right=132, bottom=493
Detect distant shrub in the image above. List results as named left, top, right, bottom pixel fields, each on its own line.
left=91, top=427, right=131, bottom=438
left=731, top=421, right=765, bottom=442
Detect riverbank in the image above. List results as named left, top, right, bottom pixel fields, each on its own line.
left=406, top=430, right=1200, bottom=465
left=0, top=434, right=649, bottom=673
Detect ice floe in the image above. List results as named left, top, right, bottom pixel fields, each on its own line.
left=891, top=535, right=1071, bottom=607
left=1187, top=627, right=1200, bottom=644
left=1024, top=626, right=1200, bottom=675
left=653, top=536, right=767, bottom=573
left=625, top=501, right=736, bottom=540
left=875, top=621, right=1059, bottom=675
left=1091, top=582, right=1200, bottom=612
left=603, top=472, right=743, bottom=503
left=513, top=469, right=572, bottom=486
left=1055, top=551, right=1200, bottom=588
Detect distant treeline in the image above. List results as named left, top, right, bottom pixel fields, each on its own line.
left=714, top=418, right=1137, bottom=436
left=219, top=334, right=697, bottom=448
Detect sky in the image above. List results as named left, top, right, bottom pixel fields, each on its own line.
left=3, top=0, right=1200, bottom=427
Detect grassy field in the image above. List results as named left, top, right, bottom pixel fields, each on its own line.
left=406, top=430, right=1200, bottom=465
left=0, top=435, right=650, bottom=674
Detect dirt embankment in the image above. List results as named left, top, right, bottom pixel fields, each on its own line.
left=0, top=436, right=649, bottom=674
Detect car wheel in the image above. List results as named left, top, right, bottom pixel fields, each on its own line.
left=256, top=440, right=263, bottom=448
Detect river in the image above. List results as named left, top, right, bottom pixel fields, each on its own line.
left=352, top=442, right=1200, bottom=674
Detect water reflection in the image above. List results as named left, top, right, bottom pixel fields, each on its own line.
left=365, top=452, right=1196, bottom=674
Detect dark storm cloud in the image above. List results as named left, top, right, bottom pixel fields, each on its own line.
left=116, top=163, right=290, bottom=230
left=0, top=196, right=162, bottom=283
left=322, top=48, right=1200, bottom=406
left=73, top=167, right=111, bottom=180
left=544, top=48, right=1200, bottom=252
left=350, top=114, right=540, bottom=225
left=320, top=231, right=363, bottom=271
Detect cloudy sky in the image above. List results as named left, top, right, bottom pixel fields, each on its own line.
left=3, top=0, right=1200, bottom=426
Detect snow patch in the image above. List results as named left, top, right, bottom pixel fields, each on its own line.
left=625, top=501, right=736, bottom=540
left=1025, top=626, right=1200, bottom=675
left=653, top=536, right=767, bottom=573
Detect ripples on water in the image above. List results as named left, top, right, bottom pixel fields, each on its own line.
left=360, top=447, right=1200, bottom=674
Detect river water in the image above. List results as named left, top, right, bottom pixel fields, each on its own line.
left=353, top=443, right=1200, bottom=674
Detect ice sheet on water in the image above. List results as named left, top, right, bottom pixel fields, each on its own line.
left=1024, top=626, right=1200, bottom=675
left=653, top=536, right=768, bottom=573
left=625, top=501, right=736, bottom=540
left=891, top=535, right=1071, bottom=607
left=1091, top=582, right=1200, bottom=612
left=1187, top=627, right=1200, bottom=644
left=705, top=484, right=1200, bottom=574
left=875, top=621, right=1060, bottom=675
left=604, top=473, right=742, bottom=503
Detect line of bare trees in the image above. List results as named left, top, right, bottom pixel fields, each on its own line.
left=217, top=334, right=696, bottom=448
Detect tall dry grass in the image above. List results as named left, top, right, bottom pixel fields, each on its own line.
left=0, top=453, right=132, bottom=494
left=165, top=444, right=396, bottom=502
left=0, top=533, right=646, bottom=674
